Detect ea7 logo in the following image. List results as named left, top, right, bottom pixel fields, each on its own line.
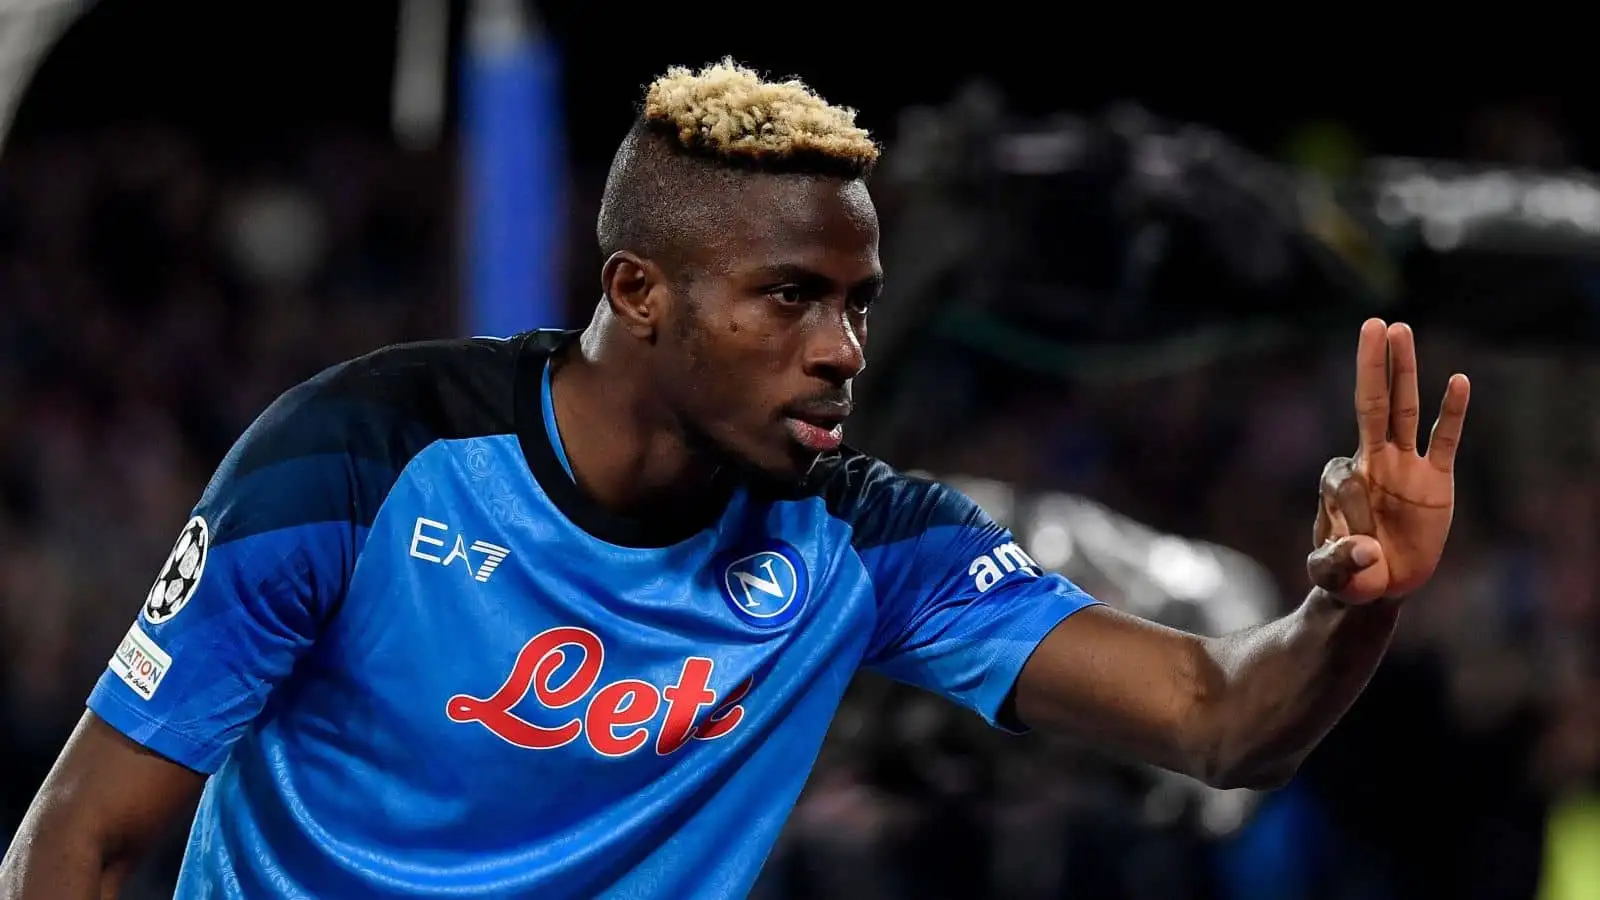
left=969, top=541, right=1041, bottom=593
left=409, top=517, right=510, bottom=583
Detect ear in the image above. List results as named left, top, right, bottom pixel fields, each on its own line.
left=601, top=251, right=667, bottom=340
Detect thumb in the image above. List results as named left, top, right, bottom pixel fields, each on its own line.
left=1308, top=535, right=1386, bottom=600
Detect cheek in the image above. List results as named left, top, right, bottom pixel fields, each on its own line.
left=720, top=305, right=795, bottom=372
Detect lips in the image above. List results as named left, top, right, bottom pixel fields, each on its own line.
left=783, top=403, right=851, bottom=452
left=784, top=417, right=844, bottom=452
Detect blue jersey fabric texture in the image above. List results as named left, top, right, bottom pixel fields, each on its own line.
left=87, top=330, right=1101, bottom=899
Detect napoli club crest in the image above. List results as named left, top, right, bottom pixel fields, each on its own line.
left=719, top=542, right=809, bottom=628
left=143, top=516, right=209, bottom=625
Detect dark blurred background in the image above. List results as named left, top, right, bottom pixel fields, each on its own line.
left=1, top=2, right=1596, bottom=898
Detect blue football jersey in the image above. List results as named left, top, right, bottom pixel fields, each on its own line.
left=87, top=330, right=1101, bottom=898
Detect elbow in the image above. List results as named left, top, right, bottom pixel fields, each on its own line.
left=1203, top=758, right=1301, bottom=792
left=1194, top=733, right=1305, bottom=790
left=1181, top=641, right=1303, bottom=792
left=1186, top=702, right=1304, bottom=790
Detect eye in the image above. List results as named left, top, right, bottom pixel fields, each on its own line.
left=848, top=279, right=883, bottom=314
left=766, top=285, right=806, bottom=306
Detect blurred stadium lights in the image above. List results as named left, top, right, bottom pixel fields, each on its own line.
left=0, top=0, right=90, bottom=151
left=936, top=474, right=1277, bottom=640
left=392, top=0, right=449, bottom=151
left=1367, top=158, right=1600, bottom=256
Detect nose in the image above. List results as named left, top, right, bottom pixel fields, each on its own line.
left=803, top=309, right=866, bottom=384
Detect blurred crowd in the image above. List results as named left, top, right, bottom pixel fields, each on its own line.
left=0, top=127, right=453, bottom=892
left=0, top=123, right=1596, bottom=900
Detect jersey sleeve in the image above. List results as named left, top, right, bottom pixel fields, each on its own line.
left=87, top=368, right=389, bottom=773
left=843, top=462, right=1102, bottom=731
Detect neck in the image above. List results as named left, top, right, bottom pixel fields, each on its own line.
left=547, top=326, right=724, bottom=522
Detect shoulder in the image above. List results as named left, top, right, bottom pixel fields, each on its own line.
left=804, top=447, right=990, bottom=550
left=200, top=332, right=556, bottom=541
left=222, top=333, right=543, bottom=474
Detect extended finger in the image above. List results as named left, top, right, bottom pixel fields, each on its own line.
left=1426, top=373, right=1471, bottom=473
left=1355, top=319, right=1392, bottom=454
left=1308, top=535, right=1382, bottom=593
left=1387, top=323, right=1421, bottom=452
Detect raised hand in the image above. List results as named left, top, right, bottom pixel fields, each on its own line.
left=1308, top=319, right=1470, bottom=604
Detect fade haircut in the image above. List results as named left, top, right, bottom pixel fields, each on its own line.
left=596, top=58, right=879, bottom=276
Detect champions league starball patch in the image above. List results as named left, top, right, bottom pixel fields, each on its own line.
left=143, top=516, right=210, bottom=625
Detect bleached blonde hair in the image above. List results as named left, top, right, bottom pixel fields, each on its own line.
left=639, top=58, right=878, bottom=177
left=596, top=60, right=879, bottom=268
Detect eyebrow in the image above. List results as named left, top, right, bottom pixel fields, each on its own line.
left=757, top=263, right=884, bottom=296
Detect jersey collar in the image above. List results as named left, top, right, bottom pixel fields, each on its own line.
left=513, top=329, right=736, bottom=548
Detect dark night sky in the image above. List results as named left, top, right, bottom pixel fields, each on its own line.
left=12, top=0, right=1583, bottom=169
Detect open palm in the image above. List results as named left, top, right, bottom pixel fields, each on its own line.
left=1341, top=319, right=1471, bottom=600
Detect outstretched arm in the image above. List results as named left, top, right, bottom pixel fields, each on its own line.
left=1014, top=461, right=1397, bottom=790
left=1013, top=583, right=1398, bottom=790
left=1014, top=320, right=1470, bottom=789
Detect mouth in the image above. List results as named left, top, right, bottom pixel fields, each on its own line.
left=782, top=404, right=850, bottom=453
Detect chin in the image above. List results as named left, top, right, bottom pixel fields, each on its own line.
left=759, top=450, right=819, bottom=484
left=726, top=440, right=818, bottom=489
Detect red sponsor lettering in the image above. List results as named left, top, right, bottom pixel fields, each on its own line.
left=447, top=627, right=750, bottom=757
left=695, top=677, right=751, bottom=742
left=586, top=679, right=660, bottom=757
left=656, top=657, right=716, bottom=755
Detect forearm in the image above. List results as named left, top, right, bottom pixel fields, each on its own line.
left=0, top=714, right=192, bottom=900
left=1195, top=588, right=1401, bottom=789
left=0, top=810, right=125, bottom=900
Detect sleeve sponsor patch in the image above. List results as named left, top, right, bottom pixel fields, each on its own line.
left=110, top=622, right=173, bottom=700
left=143, top=516, right=209, bottom=625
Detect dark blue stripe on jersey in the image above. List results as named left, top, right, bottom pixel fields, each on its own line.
left=199, top=389, right=436, bottom=547
left=201, top=453, right=400, bottom=547
left=812, top=451, right=981, bottom=551
left=196, top=337, right=527, bottom=547
left=223, top=398, right=439, bottom=479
